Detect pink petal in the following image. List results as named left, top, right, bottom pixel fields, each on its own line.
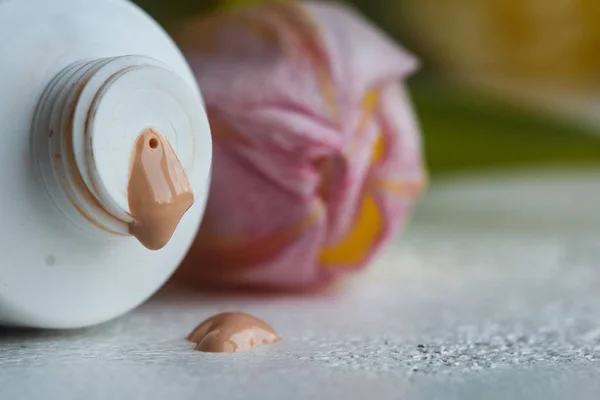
left=176, top=1, right=425, bottom=288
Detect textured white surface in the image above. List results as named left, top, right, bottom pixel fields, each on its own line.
left=1, top=169, right=600, bottom=399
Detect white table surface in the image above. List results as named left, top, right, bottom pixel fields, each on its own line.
left=1, top=169, right=600, bottom=400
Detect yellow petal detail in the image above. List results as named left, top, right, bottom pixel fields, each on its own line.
left=320, top=194, right=382, bottom=267
left=370, top=132, right=384, bottom=164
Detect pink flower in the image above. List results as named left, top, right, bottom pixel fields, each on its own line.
left=176, top=1, right=425, bottom=289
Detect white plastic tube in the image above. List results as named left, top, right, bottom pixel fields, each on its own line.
left=0, top=0, right=212, bottom=328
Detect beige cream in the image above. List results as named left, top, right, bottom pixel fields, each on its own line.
left=128, top=129, right=194, bottom=250
left=187, top=312, right=281, bottom=353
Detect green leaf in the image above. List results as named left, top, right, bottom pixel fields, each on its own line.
left=408, top=76, right=600, bottom=174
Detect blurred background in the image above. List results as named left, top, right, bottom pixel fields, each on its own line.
left=133, top=0, right=600, bottom=175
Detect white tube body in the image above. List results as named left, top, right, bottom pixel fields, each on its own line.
left=0, top=0, right=212, bottom=328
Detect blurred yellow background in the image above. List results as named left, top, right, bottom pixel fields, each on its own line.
left=133, top=0, right=600, bottom=174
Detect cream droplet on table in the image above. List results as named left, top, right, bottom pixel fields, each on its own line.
left=128, top=129, right=194, bottom=250
left=187, top=312, right=281, bottom=353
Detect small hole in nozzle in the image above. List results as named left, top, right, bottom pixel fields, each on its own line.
left=148, top=138, right=158, bottom=149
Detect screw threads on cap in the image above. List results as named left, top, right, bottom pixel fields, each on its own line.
left=33, top=55, right=209, bottom=241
